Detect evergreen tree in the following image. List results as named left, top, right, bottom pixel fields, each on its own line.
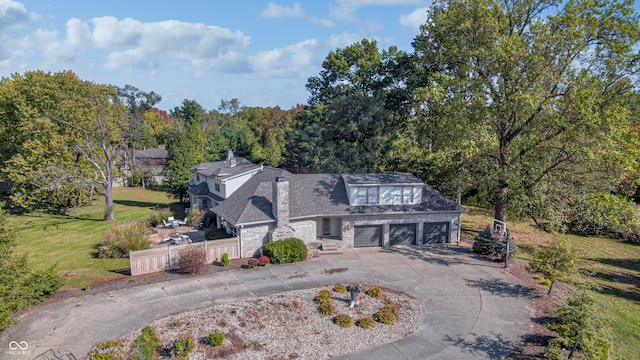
left=166, top=131, right=195, bottom=204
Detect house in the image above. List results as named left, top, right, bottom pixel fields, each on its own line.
left=116, top=146, right=169, bottom=186
left=188, top=150, right=463, bottom=258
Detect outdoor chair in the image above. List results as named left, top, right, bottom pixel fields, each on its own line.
left=162, top=219, right=172, bottom=228
left=177, top=217, right=187, bottom=226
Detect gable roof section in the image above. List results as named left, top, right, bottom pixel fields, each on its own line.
left=135, top=147, right=168, bottom=159
left=186, top=181, right=224, bottom=203
left=212, top=167, right=291, bottom=224
left=212, top=171, right=462, bottom=227
left=193, top=157, right=261, bottom=180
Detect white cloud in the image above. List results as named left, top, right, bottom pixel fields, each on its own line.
left=90, top=16, right=142, bottom=48
left=0, top=0, right=37, bottom=30
left=399, top=7, right=429, bottom=31
left=50, top=16, right=252, bottom=71
left=309, top=16, right=335, bottom=28
left=105, top=48, right=156, bottom=70
left=250, top=38, right=318, bottom=75
left=260, top=2, right=305, bottom=18
left=326, top=32, right=363, bottom=49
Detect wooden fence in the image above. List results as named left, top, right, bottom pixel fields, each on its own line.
left=129, top=237, right=239, bottom=276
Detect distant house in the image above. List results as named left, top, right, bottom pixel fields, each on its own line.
left=188, top=150, right=463, bottom=258
left=116, top=146, right=169, bottom=186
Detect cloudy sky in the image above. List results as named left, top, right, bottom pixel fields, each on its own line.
left=0, top=0, right=433, bottom=111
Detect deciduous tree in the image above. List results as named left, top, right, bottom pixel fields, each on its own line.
left=412, top=0, right=640, bottom=221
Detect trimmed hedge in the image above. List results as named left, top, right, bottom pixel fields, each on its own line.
left=262, top=238, right=308, bottom=264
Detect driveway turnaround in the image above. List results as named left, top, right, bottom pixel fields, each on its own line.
left=1, top=246, right=534, bottom=359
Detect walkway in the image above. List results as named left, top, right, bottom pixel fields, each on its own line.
left=0, top=246, right=534, bottom=359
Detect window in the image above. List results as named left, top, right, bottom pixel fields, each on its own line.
left=357, top=187, right=379, bottom=205
left=357, top=187, right=367, bottom=204
left=215, top=178, right=221, bottom=192
left=403, top=186, right=413, bottom=203
left=368, top=187, right=378, bottom=204
left=393, top=186, right=413, bottom=204
left=196, top=174, right=200, bottom=182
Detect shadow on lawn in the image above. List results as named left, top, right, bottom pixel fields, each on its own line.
left=113, top=199, right=166, bottom=209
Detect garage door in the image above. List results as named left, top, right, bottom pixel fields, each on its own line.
left=389, top=224, right=417, bottom=246
left=423, top=222, right=450, bottom=244
left=354, top=225, right=382, bottom=247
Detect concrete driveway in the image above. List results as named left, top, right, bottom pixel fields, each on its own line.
left=0, top=246, right=534, bottom=359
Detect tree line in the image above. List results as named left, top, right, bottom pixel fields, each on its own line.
left=1, top=0, right=639, bottom=240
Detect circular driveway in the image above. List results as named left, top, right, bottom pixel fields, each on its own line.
left=0, top=246, right=534, bottom=359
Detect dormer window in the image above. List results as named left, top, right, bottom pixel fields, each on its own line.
left=196, top=174, right=200, bottom=182
left=215, top=178, right=221, bottom=192
left=393, top=186, right=413, bottom=204
left=357, top=187, right=379, bottom=205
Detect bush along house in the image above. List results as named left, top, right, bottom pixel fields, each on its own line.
left=187, top=150, right=463, bottom=258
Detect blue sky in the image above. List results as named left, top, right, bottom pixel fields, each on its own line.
left=0, top=0, right=432, bottom=111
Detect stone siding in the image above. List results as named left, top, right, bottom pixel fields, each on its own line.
left=240, top=224, right=271, bottom=257
left=290, top=220, right=316, bottom=243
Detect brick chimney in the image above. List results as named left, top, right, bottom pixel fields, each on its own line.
left=270, top=176, right=293, bottom=240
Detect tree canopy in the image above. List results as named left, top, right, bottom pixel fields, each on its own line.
left=408, top=0, right=640, bottom=222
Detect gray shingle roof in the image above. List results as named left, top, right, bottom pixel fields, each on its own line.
left=211, top=170, right=462, bottom=226
left=341, top=173, right=423, bottom=185
left=186, top=181, right=224, bottom=203
left=211, top=167, right=291, bottom=224
left=193, top=157, right=261, bottom=179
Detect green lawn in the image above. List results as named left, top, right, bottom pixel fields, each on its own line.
left=461, top=206, right=640, bottom=360
left=7, top=188, right=179, bottom=288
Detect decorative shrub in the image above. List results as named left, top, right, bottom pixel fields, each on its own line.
left=374, top=305, right=397, bottom=325
left=187, top=207, right=206, bottom=227
left=247, top=258, right=260, bottom=268
left=208, top=331, right=225, bottom=347
left=98, top=222, right=151, bottom=258
left=176, top=246, right=207, bottom=274
left=220, top=253, right=230, bottom=267
left=132, top=326, right=160, bottom=360
left=472, top=226, right=501, bottom=255
left=173, top=337, right=195, bottom=358
left=365, top=286, right=382, bottom=297
left=314, top=290, right=332, bottom=304
left=86, top=340, right=125, bottom=360
left=20, top=266, right=64, bottom=304
left=147, top=208, right=171, bottom=227
left=333, top=313, right=354, bottom=327
left=356, top=317, right=376, bottom=329
left=262, top=238, right=308, bottom=264
left=333, top=284, right=347, bottom=293
left=258, top=255, right=271, bottom=265
left=317, top=301, right=336, bottom=316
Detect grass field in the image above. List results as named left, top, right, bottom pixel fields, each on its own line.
left=462, top=207, right=640, bottom=360
left=7, top=187, right=181, bottom=289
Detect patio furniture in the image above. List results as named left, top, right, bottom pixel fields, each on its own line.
left=162, top=219, right=172, bottom=228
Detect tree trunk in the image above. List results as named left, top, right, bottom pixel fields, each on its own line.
left=104, top=180, right=114, bottom=221
left=494, top=136, right=509, bottom=221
